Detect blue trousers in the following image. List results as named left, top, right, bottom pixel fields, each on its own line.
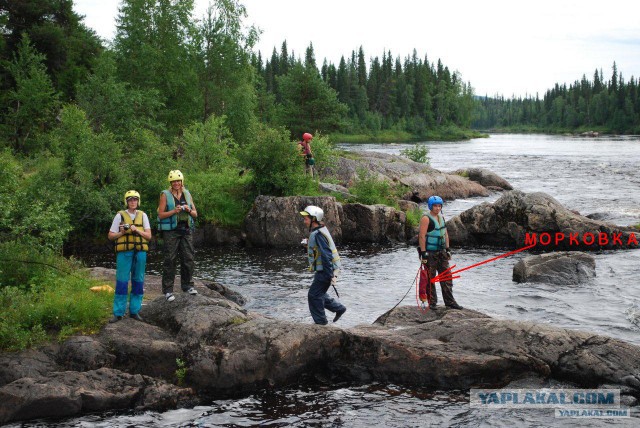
left=114, top=250, right=146, bottom=316
left=308, top=273, right=346, bottom=325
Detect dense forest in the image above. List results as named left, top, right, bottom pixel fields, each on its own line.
left=0, top=0, right=480, bottom=251
left=254, top=43, right=477, bottom=139
left=473, top=63, right=640, bottom=133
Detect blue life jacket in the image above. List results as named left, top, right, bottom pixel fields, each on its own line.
left=425, top=212, right=447, bottom=251
left=157, top=189, right=194, bottom=231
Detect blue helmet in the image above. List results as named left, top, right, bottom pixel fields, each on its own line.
left=427, top=195, right=444, bottom=210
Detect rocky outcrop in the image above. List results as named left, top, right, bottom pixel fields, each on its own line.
left=451, top=167, right=513, bottom=190
left=322, top=152, right=490, bottom=201
left=318, top=182, right=352, bottom=199
left=341, top=203, right=406, bottom=243
left=243, top=195, right=343, bottom=247
left=447, top=190, right=639, bottom=250
left=512, top=252, right=596, bottom=284
left=243, top=196, right=408, bottom=247
left=2, top=279, right=639, bottom=424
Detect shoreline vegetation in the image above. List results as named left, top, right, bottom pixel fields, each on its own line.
left=330, top=127, right=488, bottom=143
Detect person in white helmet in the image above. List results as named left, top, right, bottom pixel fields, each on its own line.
left=300, top=205, right=346, bottom=325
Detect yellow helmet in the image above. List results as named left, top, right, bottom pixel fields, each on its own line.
left=124, top=190, right=140, bottom=206
left=167, top=170, right=184, bottom=183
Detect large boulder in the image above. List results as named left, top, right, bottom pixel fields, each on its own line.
left=244, top=195, right=342, bottom=247
left=451, top=167, right=513, bottom=190
left=356, top=306, right=640, bottom=390
left=243, top=196, right=410, bottom=246
left=447, top=190, right=639, bottom=250
left=341, top=203, right=406, bottom=243
left=512, top=252, right=596, bottom=284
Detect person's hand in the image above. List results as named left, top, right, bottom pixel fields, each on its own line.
left=130, top=225, right=138, bottom=233
left=445, top=249, right=452, bottom=260
left=331, top=276, right=338, bottom=286
left=300, top=238, right=308, bottom=245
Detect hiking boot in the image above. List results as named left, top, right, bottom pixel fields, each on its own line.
left=185, top=287, right=198, bottom=295
left=429, top=305, right=438, bottom=311
left=130, top=313, right=144, bottom=322
left=109, top=315, right=123, bottom=323
left=165, top=293, right=175, bottom=302
left=446, top=303, right=463, bottom=310
left=333, top=308, right=346, bottom=322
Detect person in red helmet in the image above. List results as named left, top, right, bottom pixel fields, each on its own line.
left=298, top=132, right=315, bottom=177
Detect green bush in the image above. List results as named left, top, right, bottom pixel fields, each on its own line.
left=405, top=207, right=424, bottom=228
left=400, top=144, right=430, bottom=164
left=350, top=168, right=395, bottom=205
left=238, top=123, right=309, bottom=196
left=187, top=169, right=253, bottom=227
left=0, top=243, right=112, bottom=351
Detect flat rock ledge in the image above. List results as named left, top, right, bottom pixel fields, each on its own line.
left=1, top=280, right=639, bottom=424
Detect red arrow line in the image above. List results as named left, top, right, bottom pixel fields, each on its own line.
left=430, top=243, right=536, bottom=283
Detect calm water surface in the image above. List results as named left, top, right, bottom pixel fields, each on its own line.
left=18, top=134, right=640, bottom=427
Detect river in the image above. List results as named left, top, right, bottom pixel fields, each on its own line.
left=13, top=134, right=640, bottom=427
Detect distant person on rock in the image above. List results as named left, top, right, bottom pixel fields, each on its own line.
left=157, top=170, right=199, bottom=302
left=418, top=195, right=463, bottom=310
left=298, top=132, right=315, bottom=177
left=300, top=205, right=346, bottom=325
left=107, top=190, right=152, bottom=322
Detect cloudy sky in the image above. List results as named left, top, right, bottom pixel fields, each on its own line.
left=74, top=0, right=640, bottom=97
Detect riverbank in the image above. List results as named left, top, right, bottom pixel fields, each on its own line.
left=330, top=127, right=487, bottom=143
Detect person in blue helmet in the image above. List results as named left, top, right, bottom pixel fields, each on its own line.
left=300, top=205, right=346, bottom=325
left=107, top=190, right=152, bottom=322
left=418, top=195, right=463, bottom=310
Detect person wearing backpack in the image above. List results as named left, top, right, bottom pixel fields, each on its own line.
left=157, top=170, right=199, bottom=302
left=107, top=190, right=152, bottom=322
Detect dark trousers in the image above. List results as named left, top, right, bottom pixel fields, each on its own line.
left=161, top=230, right=195, bottom=294
left=308, top=273, right=345, bottom=325
left=427, top=250, right=458, bottom=306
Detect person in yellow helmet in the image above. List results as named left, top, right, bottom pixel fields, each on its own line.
left=107, top=190, right=152, bottom=322
left=157, top=170, right=198, bottom=302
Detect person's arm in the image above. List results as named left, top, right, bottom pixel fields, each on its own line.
left=108, top=214, right=124, bottom=241
left=157, top=192, right=181, bottom=220
left=315, top=233, right=334, bottom=277
left=130, top=226, right=151, bottom=241
left=418, top=216, right=429, bottom=253
left=445, top=230, right=450, bottom=249
left=187, top=199, right=197, bottom=219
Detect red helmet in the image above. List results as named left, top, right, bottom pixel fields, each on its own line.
left=302, top=132, right=313, bottom=141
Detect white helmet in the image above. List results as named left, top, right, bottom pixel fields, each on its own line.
left=300, top=205, right=324, bottom=222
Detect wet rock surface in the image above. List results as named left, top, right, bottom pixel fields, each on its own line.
left=512, top=252, right=596, bottom=284
left=1, top=276, right=639, bottom=424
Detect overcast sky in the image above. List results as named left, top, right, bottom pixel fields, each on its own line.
left=74, top=0, right=640, bottom=97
